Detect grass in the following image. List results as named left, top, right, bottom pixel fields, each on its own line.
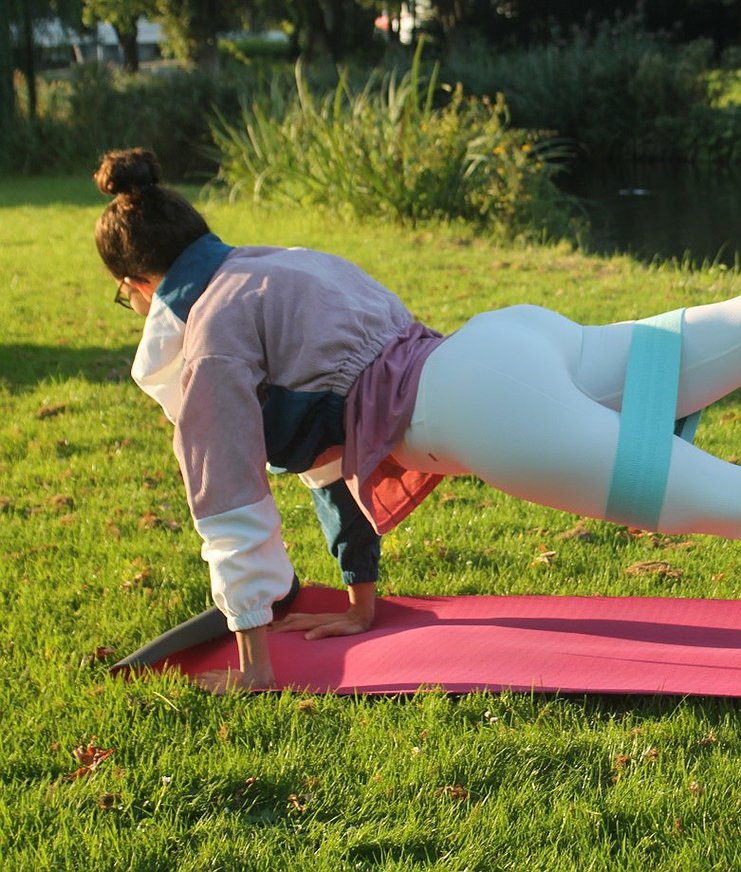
left=2, top=175, right=741, bottom=870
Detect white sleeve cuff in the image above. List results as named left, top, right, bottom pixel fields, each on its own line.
left=193, top=494, right=294, bottom=632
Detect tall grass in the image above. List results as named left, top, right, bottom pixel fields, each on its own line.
left=212, top=42, right=576, bottom=237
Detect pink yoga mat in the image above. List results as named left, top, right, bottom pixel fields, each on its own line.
left=128, top=588, right=741, bottom=697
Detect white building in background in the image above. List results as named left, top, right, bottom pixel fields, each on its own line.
left=15, top=18, right=163, bottom=68
left=82, top=20, right=163, bottom=64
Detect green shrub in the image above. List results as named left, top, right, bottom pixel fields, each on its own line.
left=219, top=35, right=293, bottom=64
left=444, top=20, right=718, bottom=162
left=212, top=42, right=575, bottom=237
left=1, top=64, right=246, bottom=178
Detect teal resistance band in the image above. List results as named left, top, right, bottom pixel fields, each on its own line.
left=605, top=308, right=700, bottom=530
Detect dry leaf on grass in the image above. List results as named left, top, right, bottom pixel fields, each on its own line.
left=36, top=403, right=67, bottom=420
left=556, top=522, right=594, bottom=542
left=287, top=793, right=308, bottom=812
left=138, top=512, right=181, bottom=532
left=97, top=792, right=122, bottom=811
left=64, top=738, right=114, bottom=781
left=436, top=784, right=469, bottom=800
left=624, top=560, right=683, bottom=579
left=532, top=545, right=557, bottom=566
left=105, top=518, right=122, bottom=540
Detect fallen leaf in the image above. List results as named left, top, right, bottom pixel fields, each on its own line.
left=625, top=527, right=655, bottom=540
left=655, top=538, right=694, bottom=552
left=95, top=646, right=115, bottom=661
left=624, top=560, right=683, bottom=579
left=436, top=785, right=469, bottom=800
left=120, top=566, right=153, bottom=592
left=556, top=522, right=594, bottom=542
left=64, top=738, right=114, bottom=781
left=287, top=793, right=307, bottom=812
left=138, top=512, right=181, bottom=532
left=688, top=780, right=704, bottom=797
left=143, top=471, right=164, bottom=489
left=97, top=792, right=122, bottom=811
left=613, top=754, right=631, bottom=770
left=37, top=403, right=67, bottom=420
left=105, top=518, right=121, bottom=541
left=50, top=494, right=74, bottom=511
left=533, top=547, right=557, bottom=566
left=139, top=512, right=161, bottom=529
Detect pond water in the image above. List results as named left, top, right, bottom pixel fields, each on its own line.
left=560, top=162, right=741, bottom=267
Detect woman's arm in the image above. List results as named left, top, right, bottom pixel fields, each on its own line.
left=194, top=624, right=276, bottom=694
left=194, top=583, right=377, bottom=693
left=271, top=581, right=376, bottom=639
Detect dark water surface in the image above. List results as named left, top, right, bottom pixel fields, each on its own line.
left=561, top=162, right=741, bottom=267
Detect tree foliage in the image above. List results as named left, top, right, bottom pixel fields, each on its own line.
left=153, top=0, right=247, bottom=67
left=280, top=0, right=381, bottom=63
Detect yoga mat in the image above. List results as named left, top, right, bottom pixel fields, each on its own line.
left=113, top=588, right=741, bottom=697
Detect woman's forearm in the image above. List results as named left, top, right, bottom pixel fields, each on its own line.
left=347, top=581, right=376, bottom=629
left=235, top=625, right=274, bottom=682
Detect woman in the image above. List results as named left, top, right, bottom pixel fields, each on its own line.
left=95, top=148, right=741, bottom=694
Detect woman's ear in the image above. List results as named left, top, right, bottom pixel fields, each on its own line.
left=127, top=275, right=161, bottom=302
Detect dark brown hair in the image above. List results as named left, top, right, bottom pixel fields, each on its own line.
left=94, top=148, right=210, bottom=279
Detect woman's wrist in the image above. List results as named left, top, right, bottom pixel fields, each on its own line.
left=347, top=581, right=376, bottom=627
left=235, top=625, right=273, bottom=675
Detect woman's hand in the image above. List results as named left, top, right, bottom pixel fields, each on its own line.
left=272, top=581, right=376, bottom=640
left=193, top=665, right=276, bottom=695
left=194, top=625, right=275, bottom=695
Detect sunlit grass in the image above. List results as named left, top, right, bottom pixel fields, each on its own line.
left=2, top=176, right=741, bottom=870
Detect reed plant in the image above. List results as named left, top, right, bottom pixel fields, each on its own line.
left=212, top=42, right=575, bottom=237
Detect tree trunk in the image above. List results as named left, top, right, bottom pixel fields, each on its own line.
left=319, top=0, right=345, bottom=63
left=0, top=0, right=14, bottom=138
left=20, top=0, right=37, bottom=121
left=194, top=0, right=220, bottom=70
left=114, top=24, right=140, bottom=74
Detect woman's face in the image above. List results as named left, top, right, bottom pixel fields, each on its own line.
left=114, top=277, right=153, bottom=317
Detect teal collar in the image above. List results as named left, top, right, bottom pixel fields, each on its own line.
left=155, top=233, right=234, bottom=322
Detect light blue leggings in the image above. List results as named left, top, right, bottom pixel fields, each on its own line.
left=393, top=298, right=741, bottom=536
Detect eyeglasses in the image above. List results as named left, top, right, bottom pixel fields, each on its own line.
left=114, top=278, right=133, bottom=310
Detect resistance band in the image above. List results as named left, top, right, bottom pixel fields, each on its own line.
left=605, top=308, right=700, bottom=530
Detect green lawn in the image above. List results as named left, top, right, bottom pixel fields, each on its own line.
left=2, top=176, right=741, bottom=871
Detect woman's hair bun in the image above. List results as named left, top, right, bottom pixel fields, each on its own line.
left=94, top=148, right=162, bottom=197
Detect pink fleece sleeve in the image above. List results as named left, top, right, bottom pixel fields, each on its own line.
left=174, top=354, right=295, bottom=630
left=175, top=354, right=271, bottom=518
